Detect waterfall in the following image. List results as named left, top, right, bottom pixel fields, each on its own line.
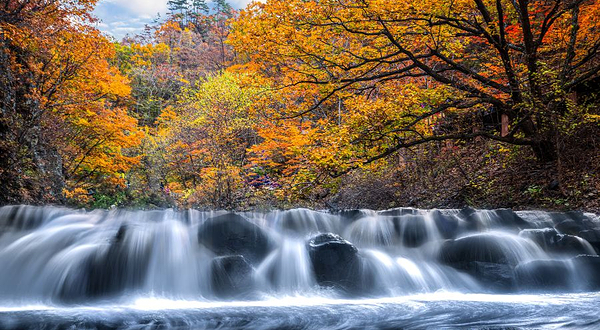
left=0, top=205, right=599, bottom=305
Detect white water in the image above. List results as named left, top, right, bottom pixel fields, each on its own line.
left=0, top=205, right=599, bottom=329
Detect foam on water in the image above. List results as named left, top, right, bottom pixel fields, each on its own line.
left=0, top=205, right=599, bottom=328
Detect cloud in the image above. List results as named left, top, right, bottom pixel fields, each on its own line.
left=100, top=0, right=168, bottom=18
left=94, top=0, right=256, bottom=40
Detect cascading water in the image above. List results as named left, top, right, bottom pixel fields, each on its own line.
left=1, top=205, right=600, bottom=329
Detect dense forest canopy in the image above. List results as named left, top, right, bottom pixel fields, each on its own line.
left=0, top=0, right=598, bottom=211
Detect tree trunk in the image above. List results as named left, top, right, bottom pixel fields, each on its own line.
left=29, top=123, right=65, bottom=203
left=531, top=140, right=556, bottom=162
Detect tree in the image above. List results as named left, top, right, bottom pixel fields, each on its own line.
left=151, top=72, right=262, bottom=208
left=230, top=0, right=600, bottom=167
left=0, top=0, right=142, bottom=204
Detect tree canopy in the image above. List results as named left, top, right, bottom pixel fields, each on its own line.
left=230, top=0, right=600, bottom=163
left=0, top=0, right=598, bottom=210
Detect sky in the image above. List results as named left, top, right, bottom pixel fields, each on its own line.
left=94, top=0, right=254, bottom=40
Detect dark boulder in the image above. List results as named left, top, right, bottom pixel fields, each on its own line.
left=0, top=205, right=67, bottom=231
left=197, top=213, right=273, bottom=264
left=0, top=205, right=21, bottom=230
left=336, top=209, right=367, bottom=222
left=550, top=211, right=600, bottom=253
left=458, top=208, right=530, bottom=232
left=466, top=262, right=515, bottom=291
left=493, top=209, right=531, bottom=229
left=346, top=216, right=395, bottom=246
left=572, top=255, right=600, bottom=290
left=379, top=208, right=419, bottom=217
left=550, top=211, right=588, bottom=225
left=519, top=228, right=559, bottom=245
left=578, top=229, right=600, bottom=253
left=439, top=234, right=521, bottom=267
left=61, top=224, right=152, bottom=301
left=307, top=233, right=361, bottom=293
left=551, top=211, right=594, bottom=235
left=457, top=207, right=479, bottom=231
left=439, top=234, right=526, bottom=291
left=277, top=209, right=338, bottom=234
left=519, top=228, right=593, bottom=255
left=210, top=255, right=255, bottom=298
left=515, top=260, right=572, bottom=291
left=431, top=210, right=460, bottom=239
left=393, top=215, right=429, bottom=247
left=555, top=220, right=585, bottom=236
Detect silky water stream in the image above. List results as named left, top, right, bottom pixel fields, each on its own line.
left=0, top=205, right=599, bottom=329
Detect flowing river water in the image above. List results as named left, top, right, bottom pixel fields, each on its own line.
left=0, top=206, right=599, bottom=329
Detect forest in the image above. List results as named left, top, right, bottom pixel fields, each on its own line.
left=0, top=0, right=598, bottom=211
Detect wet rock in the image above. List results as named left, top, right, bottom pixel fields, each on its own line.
left=0, top=205, right=21, bottom=230
left=578, top=229, right=600, bottom=253
left=345, top=216, right=395, bottom=246
left=197, top=213, right=273, bottom=264
left=467, top=262, right=515, bottom=291
left=393, top=215, right=428, bottom=247
left=336, top=209, right=367, bottom=222
left=519, top=228, right=593, bottom=255
left=114, top=224, right=127, bottom=242
left=457, top=208, right=529, bottom=232
left=307, top=233, right=361, bottom=293
left=564, top=211, right=588, bottom=222
left=493, top=209, right=531, bottom=229
left=0, top=205, right=67, bottom=231
left=431, top=210, right=460, bottom=239
left=552, top=211, right=590, bottom=233
left=555, top=219, right=585, bottom=236
left=439, top=234, right=527, bottom=291
left=379, top=208, right=419, bottom=217
left=440, top=234, right=521, bottom=266
left=515, top=260, right=572, bottom=291
left=210, top=255, right=254, bottom=298
left=278, top=209, right=339, bottom=234
left=572, top=255, right=600, bottom=290
left=458, top=207, right=475, bottom=216
left=549, top=211, right=600, bottom=253
left=67, top=225, right=152, bottom=300
left=554, top=234, right=592, bottom=255
left=457, top=207, right=478, bottom=230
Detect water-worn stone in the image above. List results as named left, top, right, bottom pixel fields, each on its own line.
left=198, top=213, right=273, bottom=264
left=336, top=209, right=366, bottom=222
left=519, top=228, right=593, bottom=255
left=431, top=210, right=460, bottom=239
left=555, top=219, right=585, bottom=235
left=578, top=229, right=600, bottom=253
left=572, top=255, right=600, bottom=290
left=278, top=209, right=338, bottom=234
left=393, top=215, right=429, bottom=247
left=211, top=255, right=254, bottom=298
left=439, top=234, right=526, bottom=291
left=515, top=260, right=572, bottom=291
left=493, top=209, right=531, bottom=229
left=307, top=233, right=361, bottom=293
left=466, top=262, right=515, bottom=291
left=439, top=234, right=521, bottom=266
left=62, top=224, right=152, bottom=301
left=457, top=207, right=480, bottom=231
left=550, top=211, right=588, bottom=226
left=379, top=208, right=419, bottom=217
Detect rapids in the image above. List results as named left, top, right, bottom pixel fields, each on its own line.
left=0, top=205, right=599, bottom=329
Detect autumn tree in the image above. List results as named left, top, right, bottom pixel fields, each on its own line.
left=0, top=0, right=142, bottom=204
left=230, top=0, right=600, bottom=170
left=150, top=72, right=262, bottom=208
